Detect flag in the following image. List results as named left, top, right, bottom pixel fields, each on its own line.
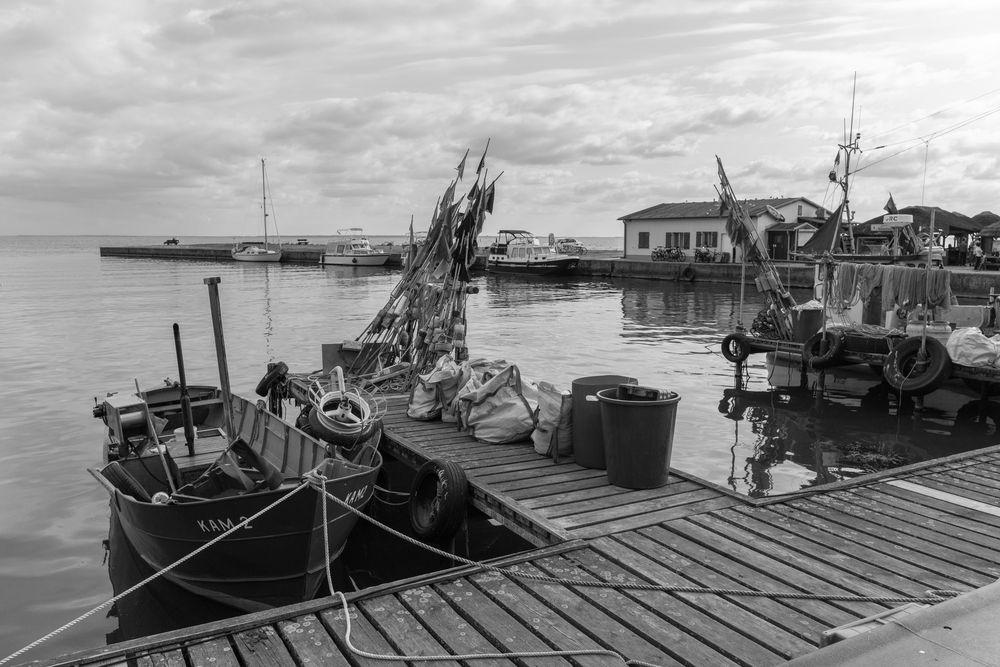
left=883, top=193, right=897, bottom=215
left=456, top=149, right=469, bottom=180
left=476, top=138, right=490, bottom=175
left=484, top=182, right=495, bottom=214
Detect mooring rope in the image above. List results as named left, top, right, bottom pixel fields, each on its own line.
left=0, top=481, right=313, bottom=666
left=310, top=472, right=963, bottom=667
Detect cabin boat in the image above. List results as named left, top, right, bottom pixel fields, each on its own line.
left=90, top=381, right=381, bottom=612
left=320, top=228, right=389, bottom=266
left=486, top=230, right=579, bottom=275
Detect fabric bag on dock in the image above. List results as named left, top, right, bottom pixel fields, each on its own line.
left=531, top=381, right=573, bottom=459
left=406, top=353, right=462, bottom=421
left=459, top=364, right=537, bottom=444
left=946, top=327, right=1000, bottom=367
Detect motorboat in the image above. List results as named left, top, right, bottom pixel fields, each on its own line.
left=89, top=379, right=381, bottom=612
left=320, top=228, right=389, bottom=266
left=486, top=230, right=579, bottom=275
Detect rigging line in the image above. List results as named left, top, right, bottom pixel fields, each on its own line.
left=870, top=86, right=1000, bottom=142
left=867, top=102, right=1000, bottom=150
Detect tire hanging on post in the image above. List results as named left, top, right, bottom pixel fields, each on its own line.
left=883, top=336, right=952, bottom=396
left=409, top=459, right=468, bottom=541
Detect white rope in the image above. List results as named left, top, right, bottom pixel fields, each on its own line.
left=316, top=474, right=635, bottom=665
left=0, top=482, right=312, bottom=666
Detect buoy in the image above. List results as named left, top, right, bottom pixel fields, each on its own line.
left=409, top=459, right=468, bottom=541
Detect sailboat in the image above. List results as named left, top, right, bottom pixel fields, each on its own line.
left=232, top=158, right=283, bottom=263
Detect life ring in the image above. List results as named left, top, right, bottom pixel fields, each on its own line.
left=680, top=264, right=696, bottom=281
left=802, top=330, right=845, bottom=369
left=254, top=361, right=288, bottom=397
left=721, top=333, right=751, bottom=363
left=409, top=459, right=468, bottom=541
left=882, top=336, right=952, bottom=396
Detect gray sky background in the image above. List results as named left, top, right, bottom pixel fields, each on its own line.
left=3, top=0, right=998, bottom=238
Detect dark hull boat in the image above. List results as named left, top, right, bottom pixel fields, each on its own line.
left=486, top=229, right=580, bottom=275
left=91, top=384, right=381, bottom=612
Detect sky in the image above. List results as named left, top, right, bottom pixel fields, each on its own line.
left=2, top=0, right=999, bottom=238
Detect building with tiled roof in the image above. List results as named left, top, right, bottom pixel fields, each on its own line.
left=618, top=197, right=826, bottom=260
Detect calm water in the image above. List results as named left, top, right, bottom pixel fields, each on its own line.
left=1, top=235, right=995, bottom=662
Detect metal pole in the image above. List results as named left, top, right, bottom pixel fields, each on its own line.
left=204, top=277, right=235, bottom=440
left=173, top=323, right=197, bottom=456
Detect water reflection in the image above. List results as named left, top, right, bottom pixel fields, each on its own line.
left=720, top=352, right=1000, bottom=497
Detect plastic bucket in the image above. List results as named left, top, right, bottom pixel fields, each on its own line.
left=571, top=375, right=637, bottom=469
left=596, top=386, right=680, bottom=489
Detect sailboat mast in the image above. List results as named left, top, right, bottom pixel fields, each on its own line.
left=261, top=158, right=268, bottom=248
left=841, top=74, right=858, bottom=251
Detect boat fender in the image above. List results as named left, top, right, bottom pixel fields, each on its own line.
left=883, top=336, right=952, bottom=396
left=680, top=264, right=696, bottom=281
left=254, top=361, right=289, bottom=397
left=802, top=330, right=845, bottom=369
left=721, top=333, right=751, bottom=363
left=409, top=459, right=468, bottom=541
left=352, top=258, right=358, bottom=264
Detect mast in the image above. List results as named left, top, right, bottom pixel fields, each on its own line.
left=838, top=74, right=859, bottom=252
left=261, top=158, right=269, bottom=248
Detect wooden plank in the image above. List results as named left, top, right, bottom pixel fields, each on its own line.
left=357, top=594, right=463, bottom=665
left=185, top=637, right=240, bottom=667
left=526, top=555, right=742, bottom=666
left=678, top=513, right=890, bottom=618
left=719, top=505, right=979, bottom=594
left=888, top=479, right=1000, bottom=517
left=873, top=482, right=1000, bottom=530
left=635, top=523, right=858, bottom=628
left=602, top=531, right=824, bottom=648
left=568, top=495, right=740, bottom=539
left=396, top=584, right=517, bottom=666
left=531, top=480, right=705, bottom=517
left=136, top=649, right=185, bottom=667
left=320, top=602, right=410, bottom=667
left=464, top=570, right=623, bottom=667
left=805, top=492, right=1000, bottom=575
left=554, top=488, right=725, bottom=530
left=277, top=614, right=351, bottom=666
left=490, top=468, right=609, bottom=492
left=504, top=561, right=687, bottom=666
left=855, top=486, right=1000, bottom=545
left=505, top=474, right=619, bottom=501
left=517, top=483, right=637, bottom=510
left=473, top=461, right=587, bottom=484
left=231, top=626, right=296, bottom=666
left=562, top=547, right=790, bottom=665
left=901, top=473, right=1000, bottom=506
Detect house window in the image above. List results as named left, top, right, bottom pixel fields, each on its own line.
left=797, top=205, right=803, bottom=216
left=638, top=232, right=650, bottom=249
left=696, top=232, right=719, bottom=247
left=665, top=232, right=690, bottom=249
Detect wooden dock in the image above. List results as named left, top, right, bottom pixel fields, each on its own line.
left=34, top=396, right=1000, bottom=666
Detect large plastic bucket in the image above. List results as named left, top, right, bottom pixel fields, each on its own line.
left=596, top=386, right=680, bottom=489
left=571, top=375, right=637, bottom=469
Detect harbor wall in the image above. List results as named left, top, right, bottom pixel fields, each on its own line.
left=98, top=245, right=996, bottom=299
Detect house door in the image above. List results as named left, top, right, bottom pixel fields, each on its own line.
left=769, top=232, right=789, bottom=260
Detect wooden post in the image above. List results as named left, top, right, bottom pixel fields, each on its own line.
left=204, top=277, right=235, bottom=440
left=173, top=323, right=197, bottom=456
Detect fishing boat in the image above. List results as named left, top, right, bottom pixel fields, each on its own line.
left=320, top=228, right=389, bottom=266
left=89, top=380, right=381, bottom=612
left=232, top=159, right=282, bottom=263
left=486, top=230, right=579, bottom=275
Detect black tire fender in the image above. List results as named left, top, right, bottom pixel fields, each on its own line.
left=721, top=333, right=751, bottom=363
left=802, top=330, right=845, bottom=369
left=680, top=264, right=696, bottom=281
left=409, top=459, right=468, bottom=541
left=254, top=361, right=288, bottom=397
left=882, top=336, right=952, bottom=396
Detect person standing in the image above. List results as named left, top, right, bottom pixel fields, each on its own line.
left=973, top=242, right=985, bottom=270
